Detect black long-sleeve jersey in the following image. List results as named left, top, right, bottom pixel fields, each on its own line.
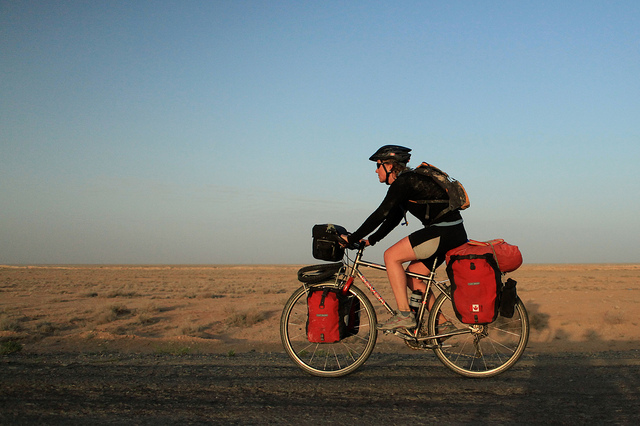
left=348, top=170, right=463, bottom=246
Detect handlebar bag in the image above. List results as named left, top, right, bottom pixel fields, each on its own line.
left=312, top=224, right=348, bottom=262
left=446, top=253, right=502, bottom=324
left=306, top=288, right=360, bottom=343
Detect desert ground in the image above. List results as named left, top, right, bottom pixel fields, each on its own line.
left=1, top=263, right=638, bottom=354
left=1, top=263, right=639, bottom=423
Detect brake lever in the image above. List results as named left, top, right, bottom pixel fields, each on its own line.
left=349, top=240, right=366, bottom=250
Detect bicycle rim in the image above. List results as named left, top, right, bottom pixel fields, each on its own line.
left=280, top=283, right=378, bottom=377
left=428, top=294, right=529, bottom=378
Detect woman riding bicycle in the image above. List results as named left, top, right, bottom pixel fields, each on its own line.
left=343, top=145, right=468, bottom=331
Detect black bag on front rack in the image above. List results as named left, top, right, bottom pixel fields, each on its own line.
left=312, top=224, right=348, bottom=262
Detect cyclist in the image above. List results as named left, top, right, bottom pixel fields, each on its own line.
left=342, top=145, right=468, bottom=330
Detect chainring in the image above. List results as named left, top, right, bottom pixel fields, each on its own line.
left=404, top=320, right=431, bottom=350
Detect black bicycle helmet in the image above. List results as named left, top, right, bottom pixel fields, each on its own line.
left=369, top=145, right=412, bottom=163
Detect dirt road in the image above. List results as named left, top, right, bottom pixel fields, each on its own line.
left=2, top=350, right=639, bottom=424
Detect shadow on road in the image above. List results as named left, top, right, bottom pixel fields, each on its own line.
left=1, top=350, right=639, bottom=424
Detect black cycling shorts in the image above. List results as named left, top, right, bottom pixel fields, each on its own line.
left=407, top=222, right=468, bottom=269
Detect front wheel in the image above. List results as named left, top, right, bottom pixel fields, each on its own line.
left=280, top=283, right=377, bottom=377
left=427, top=292, right=529, bottom=378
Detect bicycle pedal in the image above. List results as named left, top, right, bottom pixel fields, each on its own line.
left=393, top=330, right=415, bottom=341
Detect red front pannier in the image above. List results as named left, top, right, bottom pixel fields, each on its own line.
left=307, top=288, right=342, bottom=343
left=306, top=287, right=360, bottom=343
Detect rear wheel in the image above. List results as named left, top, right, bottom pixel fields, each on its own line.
left=280, top=283, right=377, bottom=377
left=427, top=292, right=529, bottom=378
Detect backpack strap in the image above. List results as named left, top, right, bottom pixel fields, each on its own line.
left=408, top=199, right=449, bottom=204
left=408, top=199, right=455, bottom=226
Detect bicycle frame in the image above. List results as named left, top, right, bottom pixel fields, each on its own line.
left=337, top=246, right=468, bottom=344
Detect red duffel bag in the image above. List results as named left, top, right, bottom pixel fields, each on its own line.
left=446, top=239, right=523, bottom=273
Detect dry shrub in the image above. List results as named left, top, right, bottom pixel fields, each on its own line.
left=226, top=311, right=266, bottom=328
left=199, top=293, right=225, bottom=299
left=137, top=314, right=159, bottom=325
left=222, top=285, right=256, bottom=295
left=181, top=324, right=210, bottom=338
left=525, top=302, right=550, bottom=331
left=141, top=303, right=162, bottom=314
left=106, top=290, right=139, bottom=298
left=154, top=343, right=193, bottom=356
left=0, top=340, right=22, bottom=355
left=34, top=321, right=58, bottom=337
left=112, top=325, right=131, bottom=335
left=97, top=304, right=132, bottom=324
left=554, top=328, right=571, bottom=340
left=583, top=329, right=601, bottom=341
left=0, top=317, right=22, bottom=332
left=68, top=316, right=88, bottom=327
left=603, top=310, right=625, bottom=325
left=110, top=304, right=132, bottom=316
left=135, top=303, right=161, bottom=325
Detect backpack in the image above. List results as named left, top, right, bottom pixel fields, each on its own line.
left=445, top=252, right=502, bottom=324
left=412, top=162, right=470, bottom=224
left=307, top=288, right=360, bottom=343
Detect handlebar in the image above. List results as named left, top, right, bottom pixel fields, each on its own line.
left=349, top=240, right=367, bottom=251
left=337, top=234, right=366, bottom=251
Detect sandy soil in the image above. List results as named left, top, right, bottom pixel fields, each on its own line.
left=1, top=263, right=638, bottom=355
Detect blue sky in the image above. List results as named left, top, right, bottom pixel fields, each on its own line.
left=1, top=1, right=639, bottom=264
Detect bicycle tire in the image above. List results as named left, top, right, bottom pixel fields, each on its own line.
left=280, top=282, right=378, bottom=377
left=297, top=263, right=343, bottom=284
left=428, top=293, right=529, bottom=378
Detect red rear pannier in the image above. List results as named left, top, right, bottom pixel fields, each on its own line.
left=446, top=239, right=522, bottom=273
left=445, top=253, right=502, bottom=324
left=445, top=239, right=522, bottom=324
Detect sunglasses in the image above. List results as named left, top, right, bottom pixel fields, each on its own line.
left=376, top=162, right=386, bottom=170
